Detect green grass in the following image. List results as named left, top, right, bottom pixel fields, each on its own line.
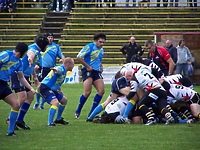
left=0, top=84, right=200, bottom=150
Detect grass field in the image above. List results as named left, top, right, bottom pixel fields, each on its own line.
left=0, top=84, right=200, bottom=150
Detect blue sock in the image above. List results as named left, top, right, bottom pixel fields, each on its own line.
left=7, top=110, right=18, bottom=134
left=40, top=98, right=45, bottom=107
left=75, top=95, right=87, bottom=114
left=88, top=94, right=102, bottom=116
left=17, top=102, right=30, bottom=121
left=48, top=105, right=57, bottom=125
left=36, top=93, right=41, bottom=104
left=123, top=102, right=134, bottom=118
left=88, top=104, right=104, bottom=120
left=178, top=119, right=187, bottom=124
left=56, top=104, right=66, bottom=120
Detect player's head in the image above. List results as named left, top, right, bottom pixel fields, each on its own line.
left=145, top=40, right=156, bottom=53
left=114, top=71, right=122, bottom=79
left=131, top=54, right=143, bottom=63
left=46, top=32, right=54, bottom=44
left=15, top=42, right=28, bottom=58
left=36, top=36, right=49, bottom=52
left=98, top=112, right=113, bottom=124
left=124, top=69, right=134, bottom=81
left=63, top=57, right=74, bottom=71
left=120, top=67, right=127, bottom=76
left=94, top=32, right=106, bottom=48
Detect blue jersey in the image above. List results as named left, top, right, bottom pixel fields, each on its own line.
left=77, top=42, right=104, bottom=71
left=0, top=50, right=23, bottom=81
left=41, top=42, right=64, bottom=68
left=41, top=65, right=66, bottom=91
left=111, top=76, right=130, bottom=96
left=22, top=43, right=42, bottom=77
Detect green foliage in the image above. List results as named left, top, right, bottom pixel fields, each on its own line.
left=0, top=84, right=200, bottom=150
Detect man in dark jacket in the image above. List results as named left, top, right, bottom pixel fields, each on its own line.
left=120, top=36, right=144, bottom=63
left=166, top=40, right=177, bottom=74
left=165, top=40, right=177, bottom=64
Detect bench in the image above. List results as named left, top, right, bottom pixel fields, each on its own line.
left=0, top=12, right=45, bottom=15
left=73, top=6, right=199, bottom=10
left=67, top=18, right=200, bottom=21
left=59, top=39, right=147, bottom=43
left=0, top=24, right=40, bottom=26
left=70, top=12, right=200, bottom=15
left=63, top=28, right=200, bottom=31
left=0, top=29, right=39, bottom=31
left=0, top=18, right=43, bottom=21
left=61, top=34, right=154, bottom=38
left=0, top=40, right=34, bottom=43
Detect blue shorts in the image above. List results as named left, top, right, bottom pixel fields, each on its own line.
left=11, top=72, right=31, bottom=93
left=81, top=68, right=103, bottom=82
left=39, top=83, right=63, bottom=104
left=0, top=80, right=12, bottom=100
left=37, top=67, right=51, bottom=82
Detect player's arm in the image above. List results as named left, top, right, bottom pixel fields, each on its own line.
left=77, top=45, right=93, bottom=71
left=166, top=57, right=175, bottom=75
left=27, top=50, right=36, bottom=66
left=32, top=69, right=40, bottom=87
left=17, top=71, right=36, bottom=94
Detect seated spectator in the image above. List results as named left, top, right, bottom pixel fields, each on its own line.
left=0, top=0, right=5, bottom=12
left=169, top=0, right=178, bottom=7
left=157, top=0, right=168, bottom=7
left=138, top=0, right=150, bottom=7
left=4, top=0, right=14, bottom=12
left=189, top=0, right=197, bottom=7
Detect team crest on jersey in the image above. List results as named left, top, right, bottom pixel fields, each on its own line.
left=117, top=104, right=121, bottom=109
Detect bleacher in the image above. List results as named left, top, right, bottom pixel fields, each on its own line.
left=0, top=1, right=49, bottom=49
left=0, top=1, right=200, bottom=66
left=60, top=3, right=200, bottom=65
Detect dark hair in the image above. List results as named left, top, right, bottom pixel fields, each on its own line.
left=114, top=71, right=122, bottom=79
left=178, top=39, right=184, bottom=46
left=99, top=112, right=113, bottom=124
left=15, top=42, right=28, bottom=58
left=145, top=40, right=154, bottom=47
left=46, top=32, right=54, bottom=37
left=131, top=54, right=143, bottom=63
left=36, top=36, right=49, bottom=52
left=93, top=32, right=106, bottom=41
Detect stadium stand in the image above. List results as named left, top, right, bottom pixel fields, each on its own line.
left=0, top=1, right=200, bottom=66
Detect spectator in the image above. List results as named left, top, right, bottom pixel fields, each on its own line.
left=53, top=0, right=63, bottom=12
left=68, top=0, right=75, bottom=12
left=165, top=40, right=177, bottom=74
left=138, top=0, right=150, bottom=7
left=189, top=0, right=197, bottom=7
left=105, top=0, right=115, bottom=7
left=126, top=0, right=136, bottom=7
left=176, top=39, right=193, bottom=77
left=169, top=0, right=178, bottom=7
left=157, top=0, right=168, bottom=7
left=120, top=36, right=144, bottom=63
left=146, top=40, right=175, bottom=76
left=4, top=0, right=13, bottom=12
left=0, top=0, right=5, bottom=12
left=95, top=0, right=102, bottom=7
